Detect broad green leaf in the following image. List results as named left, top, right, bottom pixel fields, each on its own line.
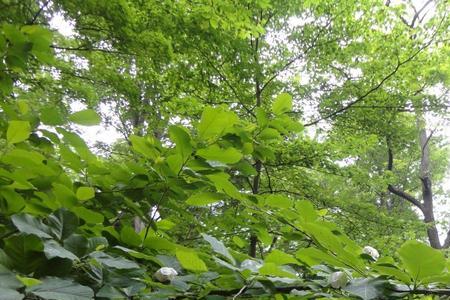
left=259, top=128, right=280, bottom=140
left=3, top=234, right=45, bottom=274
left=71, top=207, right=104, bottom=224
left=296, top=200, right=318, bottom=223
left=68, top=109, right=101, bottom=126
left=129, top=135, right=159, bottom=159
left=343, top=278, right=390, bottom=300
left=11, top=214, right=52, bottom=239
left=27, top=277, right=94, bottom=300
left=397, top=241, right=445, bottom=283
left=264, top=194, right=293, bottom=209
left=7, top=121, right=31, bottom=144
left=265, top=250, right=300, bottom=266
left=259, top=263, right=297, bottom=278
left=47, top=208, right=79, bottom=240
left=0, top=187, right=25, bottom=213
left=40, top=106, right=64, bottom=125
left=176, top=248, right=208, bottom=272
left=144, top=237, right=177, bottom=251
left=44, top=240, right=78, bottom=261
left=114, top=246, right=162, bottom=265
left=0, top=264, right=23, bottom=289
left=206, top=173, right=244, bottom=200
left=272, top=93, right=292, bottom=115
left=169, top=125, right=192, bottom=161
left=197, top=145, right=243, bottom=164
left=186, top=192, right=223, bottom=206
left=120, top=225, right=142, bottom=247
left=90, top=251, right=139, bottom=269
left=372, top=264, right=411, bottom=283
left=76, top=187, right=95, bottom=201
left=296, top=247, right=346, bottom=268
left=197, top=107, right=238, bottom=140
left=63, top=234, right=88, bottom=258
left=52, top=183, right=77, bottom=208
left=0, top=288, right=23, bottom=300
left=232, top=236, right=246, bottom=248
left=202, top=234, right=235, bottom=265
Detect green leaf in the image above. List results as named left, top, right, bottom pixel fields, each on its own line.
left=47, top=208, right=79, bottom=240
left=40, top=106, right=64, bottom=125
left=0, top=264, right=23, bottom=289
left=0, top=187, right=25, bottom=213
left=27, top=277, right=94, bottom=300
left=258, top=263, right=297, bottom=278
left=343, top=278, right=390, bottom=300
left=63, top=234, right=88, bottom=258
left=129, top=135, right=159, bottom=159
left=186, top=192, right=223, bottom=206
left=397, top=241, right=445, bottom=283
left=202, top=234, right=235, bottom=265
left=7, top=121, right=31, bottom=144
left=272, top=93, right=292, bottom=115
left=0, top=287, right=24, bottom=300
left=206, top=173, right=244, bottom=200
left=90, top=251, right=139, bottom=269
left=44, top=240, right=78, bottom=261
left=197, top=107, right=239, bottom=140
left=120, top=225, right=142, bottom=247
left=71, top=207, right=104, bottom=224
left=76, top=187, right=95, bottom=201
left=11, top=214, right=52, bottom=239
left=3, top=234, right=45, bottom=274
left=265, top=250, right=300, bottom=266
left=169, top=125, right=192, bottom=161
left=68, top=109, right=101, bottom=126
left=176, top=248, right=208, bottom=272
left=372, top=263, right=411, bottom=283
left=264, top=194, right=293, bottom=209
left=296, top=247, right=345, bottom=268
left=197, top=145, right=243, bottom=164
left=296, top=200, right=318, bottom=223
left=259, top=128, right=280, bottom=140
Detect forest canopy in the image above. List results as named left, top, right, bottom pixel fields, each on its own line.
left=0, top=0, right=449, bottom=299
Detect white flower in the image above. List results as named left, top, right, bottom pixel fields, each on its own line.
left=240, top=259, right=262, bottom=272
left=362, top=246, right=379, bottom=261
left=154, top=267, right=178, bottom=282
left=329, top=271, right=349, bottom=289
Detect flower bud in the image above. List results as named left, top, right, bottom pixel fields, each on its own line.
left=362, top=246, right=379, bottom=261
left=329, top=271, right=348, bottom=289
left=154, top=267, right=178, bottom=283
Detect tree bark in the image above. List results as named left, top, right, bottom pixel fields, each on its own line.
left=417, top=118, right=442, bottom=248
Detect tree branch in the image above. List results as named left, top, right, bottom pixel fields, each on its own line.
left=386, top=140, right=423, bottom=210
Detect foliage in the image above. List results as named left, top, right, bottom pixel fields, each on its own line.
left=0, top=0, right=449, bottom=299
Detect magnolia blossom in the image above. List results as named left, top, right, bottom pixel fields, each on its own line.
left=329, top=271, right=349, bottom=289
left=362, top=246, right=379, bottom=261
left=154, top=267, right=178, bottom=282
left=240, top=259, right=262, bottom=272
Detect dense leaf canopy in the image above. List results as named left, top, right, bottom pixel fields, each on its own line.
left=0, top=0, right=449, bottom=299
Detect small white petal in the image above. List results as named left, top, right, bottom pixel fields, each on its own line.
left=363, top=246, right=379, bottom=261
left=154, top=267, right=178, bottom=282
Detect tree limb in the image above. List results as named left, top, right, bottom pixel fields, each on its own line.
left=386, top=140, right=423, bottom=210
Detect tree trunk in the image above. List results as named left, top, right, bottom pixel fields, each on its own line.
left=416, top=114, right=441, bottom=248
